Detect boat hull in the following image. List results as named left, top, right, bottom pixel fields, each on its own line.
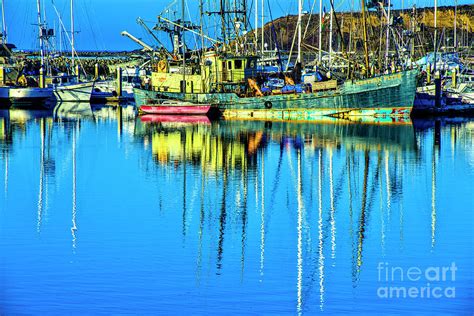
left=134, top=69, right=418, bottom=119
left=9, top=87, right=53, bottom=100
left=8, top=87, right=54, bottom=108
left=140, top=115, right=211, bottom=124
left=139, top=105, right=211, bottom=115
left=53, top=82, right=94, bottom=102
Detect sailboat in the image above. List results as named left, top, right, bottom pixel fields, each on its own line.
left=134, top=0, right=418, bottom=119
left=1, top=0, right=54, bottom=107
left=50, top=0, right=94, bottom=103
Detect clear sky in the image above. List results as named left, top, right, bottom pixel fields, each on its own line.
left=2, top=0, right=470, bottom=51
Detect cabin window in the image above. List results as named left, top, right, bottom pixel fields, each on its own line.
left=235, top=60, right=243, bottom=69
left=222, top=61, right=226, bottom=69
left=228, top=61, right=232, bottom=69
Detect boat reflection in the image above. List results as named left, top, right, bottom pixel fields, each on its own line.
left=132, top=116, right=474, bottom=313
left=0, top=108, right=472, bottom=313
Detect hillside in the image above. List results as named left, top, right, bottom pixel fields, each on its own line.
left=256, top=4, right=473, bottom=58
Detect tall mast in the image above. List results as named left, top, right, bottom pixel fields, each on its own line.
left=297, top=0, right=302, bottom=63
left=360, top=0, right=370, bottom=76
left=261, top=0, right=264, bottom=54
left=410, top=5, right=415, bottom=62
left=385, top=0, right=391, bottom=71
left=199, top=0, right=204, bottom=52
left=1, top=0, right=6, bottom=42
left=255, top=0, right=258, bottom=54
left=220, top=0, right=226, bottom=45
left=182, top=0, right=185, bottom=86
left=454, top=0, right=457, bottom=49
left=318, top=0, right=322, bottom=63
left=36, top=0, right=44, bottom=67
left=71, top=0, right=75, bottom=69
left=433, top=0, right=437, bottom=71
left=329, top=5, right=333, bottom=67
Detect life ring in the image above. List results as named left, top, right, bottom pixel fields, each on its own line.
left=264, top=101, right=272, bottom=109
left=157, top=60, right=167, bottom=72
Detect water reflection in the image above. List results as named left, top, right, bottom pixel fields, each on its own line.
left=0, top=110, right=472, bottom=314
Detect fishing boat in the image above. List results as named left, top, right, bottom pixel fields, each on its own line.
left=0, top=1, right=55, bottom=107
left=132, top=0, right=419, bottom=120
left=139, top=100, right=211, bottom=115
left=134, top=55, right=418, bottom=119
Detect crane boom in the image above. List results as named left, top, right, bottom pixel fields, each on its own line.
left=121, top=31, right=154, bottom=52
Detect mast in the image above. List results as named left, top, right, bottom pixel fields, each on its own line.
left=329, top=6, right=333, bottom=67
left=453, top=0, right=457, bottom=49
left=410, top=5, right=415, bottom=62
left=199, top=0, right=204, bottom=54
left=36, top=0, right=44, bottom=67
left=297, top=0, right=302, bottom=63
left=261, top=0, right=264, bottom=54
left=71, top=0, right=75, bottom=69
left=182, top=0, right=185, bottom=86
left=220, top=0, right=226, bottom=46
left=385, top=0, right=391, bottom=71
left=1, top=0, right=6, bottom=42
left=318, top=0, right=322, bottom=62
left=433, top=0, right=437, bottom=71
left=360, top=0, right=370, bottom=76
left=255, top=0, right=258, bottom=53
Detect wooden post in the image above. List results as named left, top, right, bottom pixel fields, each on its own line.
left=116, top=67, right=122, bottom=97
left=94, top=63, right=99, bottom=80
left=75, top=64, right=80, bottom=81
left=0, top=66, right=5, bottom=85
left=39, top=66, right=45, bottom=88
left=427, top=63, right=431, bottom=84
left=434, top=71, right=441, bottom=108
left=452, top=67, right=457, bottom=89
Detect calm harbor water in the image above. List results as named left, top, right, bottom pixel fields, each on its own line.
left=0, top=105, right=473, bottom=314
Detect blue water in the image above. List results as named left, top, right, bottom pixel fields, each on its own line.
left=0, top=106, right=473, bottom=314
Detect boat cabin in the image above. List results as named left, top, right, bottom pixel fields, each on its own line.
left=151, top=52, right=258, bottom=94
left=47, top=74, right=79, bottom=87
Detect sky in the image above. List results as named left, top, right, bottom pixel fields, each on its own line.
left=2, top=0, right=471, bottom=51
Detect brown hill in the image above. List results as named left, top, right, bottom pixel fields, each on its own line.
left=256, top=5, right=473, bottom=58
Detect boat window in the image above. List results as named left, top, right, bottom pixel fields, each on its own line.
left=228, top=61, right=232, bottom=69
left=235, top=60, right=243, bottom=69
left=222, top=61, right=226, bottom=69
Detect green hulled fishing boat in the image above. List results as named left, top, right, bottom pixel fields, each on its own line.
left=134, top=52, right=418, bottom=120
left=132, top=0, right=419, bottom=120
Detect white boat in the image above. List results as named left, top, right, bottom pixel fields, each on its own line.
left=92, top=67, right=144, bottom=100
left=9, top=86, right=54, bottom=105
left=51, top=75, right=94, bottom=102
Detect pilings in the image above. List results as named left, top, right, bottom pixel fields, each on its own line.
left=39, top=66, right=45, bottom=89
left=434, top=72, right=441, bottom=108
left=116, top=67, right=122, bottom=97
left=94, top=63, right=99, bottom=80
